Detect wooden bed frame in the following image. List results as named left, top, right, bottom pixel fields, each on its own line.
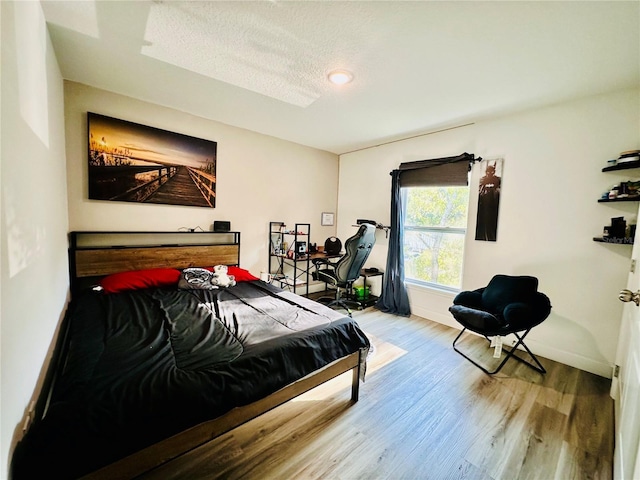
left=58, top=231, right=365, bottom=479
left=68, top=231, right=242, bottom=295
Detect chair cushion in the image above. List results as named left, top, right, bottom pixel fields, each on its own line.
left=452, top=290, right=484, bottom=309
left=449, top=305, right=506, bottom=333
left=449, top=275, right=551, bottom=336
left=481, top=275, right=538, bottom=314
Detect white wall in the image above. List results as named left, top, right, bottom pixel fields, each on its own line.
left=64, top=82, right=340, bottom=274
left=1, top=8, right=635, bottom=479
left=1, top=2, right=69, bottom=479
left=338, top=88, right=640, bottom=377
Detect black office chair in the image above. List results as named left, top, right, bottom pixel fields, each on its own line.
left=448, top=274, right=551, bottom=374
left=312, top=223, right=376, bottom=316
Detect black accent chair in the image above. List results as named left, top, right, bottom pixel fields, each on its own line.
left=312, top=223, right=376, bottom=316
left=448, top=274, right=551, bottom=374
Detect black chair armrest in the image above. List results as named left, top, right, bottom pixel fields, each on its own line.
left=311, top=257, right=336, bottom=274
left=502, top=302, right=533, bottom=330
left=449, top=305, right=505, bottom=333
left=531, top=292, right=552, bottom=321
left=311, top=258, right=337, bottom=282
left=502, top=293, right=551, bottom=331
left=453, top=288, right=485, bottom=309
left=311, top=258, right=333, bottom=266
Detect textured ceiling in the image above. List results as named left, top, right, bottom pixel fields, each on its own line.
left=41, top=1, right=639, bottom=154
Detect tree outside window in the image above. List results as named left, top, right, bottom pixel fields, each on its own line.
left=403, top=186, right=469, bottom=290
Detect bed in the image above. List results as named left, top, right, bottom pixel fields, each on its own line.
left=12, top=231, right=370, bottom=479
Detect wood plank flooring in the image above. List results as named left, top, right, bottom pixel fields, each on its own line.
left=138, top=309, right=614, bottom=480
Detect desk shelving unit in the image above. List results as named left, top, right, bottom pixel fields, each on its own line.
left=268, top=221, right=311, bottom=295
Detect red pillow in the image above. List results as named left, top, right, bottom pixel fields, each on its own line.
left=227, top=266, right=259, bottom=282
left=100, top=268, right=182, bottom=293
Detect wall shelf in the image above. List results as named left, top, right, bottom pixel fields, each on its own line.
left=593, top=237, right=634, bottom=245
left=596, top=154, right=639, bottom=247
left=602, top=160, right=640, bottom=172
left=598, top=197, right=640, bottom=203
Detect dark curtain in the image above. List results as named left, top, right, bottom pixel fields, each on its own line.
left=398, top=153, right=474, bottom=187
left=376, top=170, right=411, bottom=316
left=376, top=152, right=478, bottom=316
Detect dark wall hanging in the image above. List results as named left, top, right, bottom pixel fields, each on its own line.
left=88, top=113, right=217, bottom=208
left=475, top=157, right=503, bottom=241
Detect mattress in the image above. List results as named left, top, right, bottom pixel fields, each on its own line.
left=13, top=281, right=369, bottom=479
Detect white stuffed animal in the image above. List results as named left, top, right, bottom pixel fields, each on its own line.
left=211, top=265, right=236, bottom=288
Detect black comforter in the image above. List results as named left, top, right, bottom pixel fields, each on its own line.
left=13, top=281, right=369, bottom=479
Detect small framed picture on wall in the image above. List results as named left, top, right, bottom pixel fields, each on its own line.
left=321, top=212, right=335, bottom=226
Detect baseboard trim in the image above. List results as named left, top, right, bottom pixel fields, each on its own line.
left=523, top=338, right=612, bottom=378
left=410, top=304, right=612, bottom=379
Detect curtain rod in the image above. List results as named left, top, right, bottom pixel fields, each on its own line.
left=339, top=122, right=475, bottom=156
left=390, top=152, right=482, bottom=176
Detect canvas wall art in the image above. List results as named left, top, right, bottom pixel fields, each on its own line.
left=88, top=113, right=217, bottom=208
left=475, top=157, right=503, bottom=241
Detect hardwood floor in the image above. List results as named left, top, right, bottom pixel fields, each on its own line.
left=139, top=309, right=614, bottom=480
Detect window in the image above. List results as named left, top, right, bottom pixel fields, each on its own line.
left=403, top=185, right=469, bottom=291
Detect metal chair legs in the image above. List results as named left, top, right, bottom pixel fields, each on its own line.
left=317, top=283, right=360, bottom=317
left=327, top=299, right=353, bottom=317
left=453, top=327, right=546, bottom=375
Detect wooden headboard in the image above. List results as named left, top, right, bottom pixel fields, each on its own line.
left=69, top=231, right=241, bottom=294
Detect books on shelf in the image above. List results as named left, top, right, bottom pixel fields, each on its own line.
left=613, top=150, right=640, bottom=164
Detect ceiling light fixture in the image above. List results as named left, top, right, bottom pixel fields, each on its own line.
left=327, top=70, right=353, bottom=85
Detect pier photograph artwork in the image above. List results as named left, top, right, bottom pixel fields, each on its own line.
left=88, top=113, right=217, bottom=208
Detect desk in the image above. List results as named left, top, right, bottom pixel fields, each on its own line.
left=272, top=251, right=341, bottom=292
left=353, top=268, right=384, bottom=308
left=308, top=252, right=342, bottom=261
